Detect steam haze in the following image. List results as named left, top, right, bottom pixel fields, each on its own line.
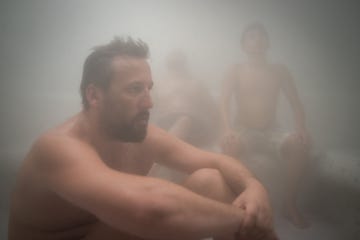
left=1, top=0, right=360, bottom=239
left=1, top=0, right=360, bottom=152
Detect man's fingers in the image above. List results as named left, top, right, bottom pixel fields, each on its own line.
left=239, top=208, right=257, bottom=237
left=236, top=209, right=276, bottom=240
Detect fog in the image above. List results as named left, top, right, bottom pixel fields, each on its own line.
left=1, top=0, right=360, bottom=239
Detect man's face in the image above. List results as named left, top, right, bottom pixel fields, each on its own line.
left=99, top=57, right=153, bottom=142
left=242, top=29, right=269, bottom=55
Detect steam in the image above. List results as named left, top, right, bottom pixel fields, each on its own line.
left=1, top=1, right=359, bottom=239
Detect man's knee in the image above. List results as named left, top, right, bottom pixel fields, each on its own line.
left=183, top=168, right=235, bottom=202
left=184, top=168, right=221, bottom=186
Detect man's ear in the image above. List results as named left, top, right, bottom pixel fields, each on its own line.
left=85, top=84, right=103, bottom=108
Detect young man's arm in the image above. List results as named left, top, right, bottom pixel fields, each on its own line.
left=150, top=126, right=275, bottom=238
left=32, top=134, right=245, bottom=240
left=279, top=65, right=310, bottom=144
left=220, top=65, right=237, bottom=133
left=220, top=65, right=241, bottom=153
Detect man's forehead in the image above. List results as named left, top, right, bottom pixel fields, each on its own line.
left=111, top=56, right=150, bottom=72
left=110, top=56, right=152, bottom=85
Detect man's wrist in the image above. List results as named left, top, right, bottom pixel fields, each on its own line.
left=243, top=176, right=263, bottom=189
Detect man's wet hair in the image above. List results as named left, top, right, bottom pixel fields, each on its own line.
left=80, top=36, right=149, bottom=109
left=241, top=22, right=269, bottom=44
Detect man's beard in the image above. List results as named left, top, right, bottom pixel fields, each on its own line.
left=102, top=111, right=149, bottom=142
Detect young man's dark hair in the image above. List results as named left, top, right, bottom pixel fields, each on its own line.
left=80, top=37, right=149, bottom=108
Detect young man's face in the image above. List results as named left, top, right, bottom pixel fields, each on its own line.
left=99, top=57, right=153, bottom=142
left=242, top=29, right=269, bottom=55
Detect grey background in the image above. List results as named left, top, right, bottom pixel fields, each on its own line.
left=1, top=0, right=359, bottom=154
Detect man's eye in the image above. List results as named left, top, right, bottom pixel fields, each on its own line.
left=128, top=85, right=143, bottom=93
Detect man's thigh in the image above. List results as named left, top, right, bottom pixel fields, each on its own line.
left=83, top=222, right=147, bottom=240
left=182, top=168, right=236, bottom=203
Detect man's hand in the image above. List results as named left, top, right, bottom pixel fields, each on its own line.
left=232, top=179, right=278, bottom=240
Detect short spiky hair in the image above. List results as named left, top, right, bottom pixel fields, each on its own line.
left=80, top=37, right=149, bottom=108
left=241, top=22, right=269, bottom=44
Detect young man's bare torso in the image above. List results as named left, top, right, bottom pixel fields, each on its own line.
left=221, top=23, right=311, bottom=229
left=230, top=63, right=288, bottom=130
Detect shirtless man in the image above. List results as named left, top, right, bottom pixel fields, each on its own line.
left=221, top=23, right=311, bottom=228
left=8, top=37, right=277, bottom=240
left=150, top=51, right=221, bottom=183
left=152, top=51, right=220, bottom=149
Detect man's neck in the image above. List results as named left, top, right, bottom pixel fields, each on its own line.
left=74, top=111, right=120, bottom=151
left=246, top=53, right=268, bottom=67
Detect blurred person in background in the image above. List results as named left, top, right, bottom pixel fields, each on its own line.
left=150, top=51, right=221, bottom=182
left=221, top=22, right=312, bottom=228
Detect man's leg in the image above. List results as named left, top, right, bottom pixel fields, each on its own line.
left=83, top=222, right=146, bottom=240
left=280, top=133, right=311, bottom=228
left=183, top=168, right=236, bottom=204
left=183, top=168, right=237, bottom=240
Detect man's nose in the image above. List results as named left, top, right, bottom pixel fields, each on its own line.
left=140, top=90, right=153, bottom=109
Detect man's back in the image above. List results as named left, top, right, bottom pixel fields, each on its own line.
left=9, top=126, right=94, bottom=239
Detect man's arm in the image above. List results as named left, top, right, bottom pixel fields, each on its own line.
left=220, top=65, right=238, bottom=133
left=220, top=65, right=242, bottom=153
left=279, top=65, right=309, bottom=143
left=32, top=134, right=244, bottom=240
left=280, top=66, right=311, bottom=146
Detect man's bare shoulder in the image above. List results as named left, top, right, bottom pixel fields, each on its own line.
left=28, top=129, right=97, bottom=174
left=141, top=124, right=184, bottom=154
left=34, top=128, right=86, bottom=153
left=142, top=124, right=172, bottom=146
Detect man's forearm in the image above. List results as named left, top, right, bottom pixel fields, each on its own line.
left=127, top=177, right=244, bottom=240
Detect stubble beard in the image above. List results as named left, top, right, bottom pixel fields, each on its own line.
left=101, top=111, right=149, bottom=142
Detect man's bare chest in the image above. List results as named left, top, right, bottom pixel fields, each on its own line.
left=100, top=145, right=154, bottom=176
left=238, top=70, right=281, bottom=93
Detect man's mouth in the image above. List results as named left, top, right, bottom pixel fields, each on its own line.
left=136, top=112, right=150, bottom=125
